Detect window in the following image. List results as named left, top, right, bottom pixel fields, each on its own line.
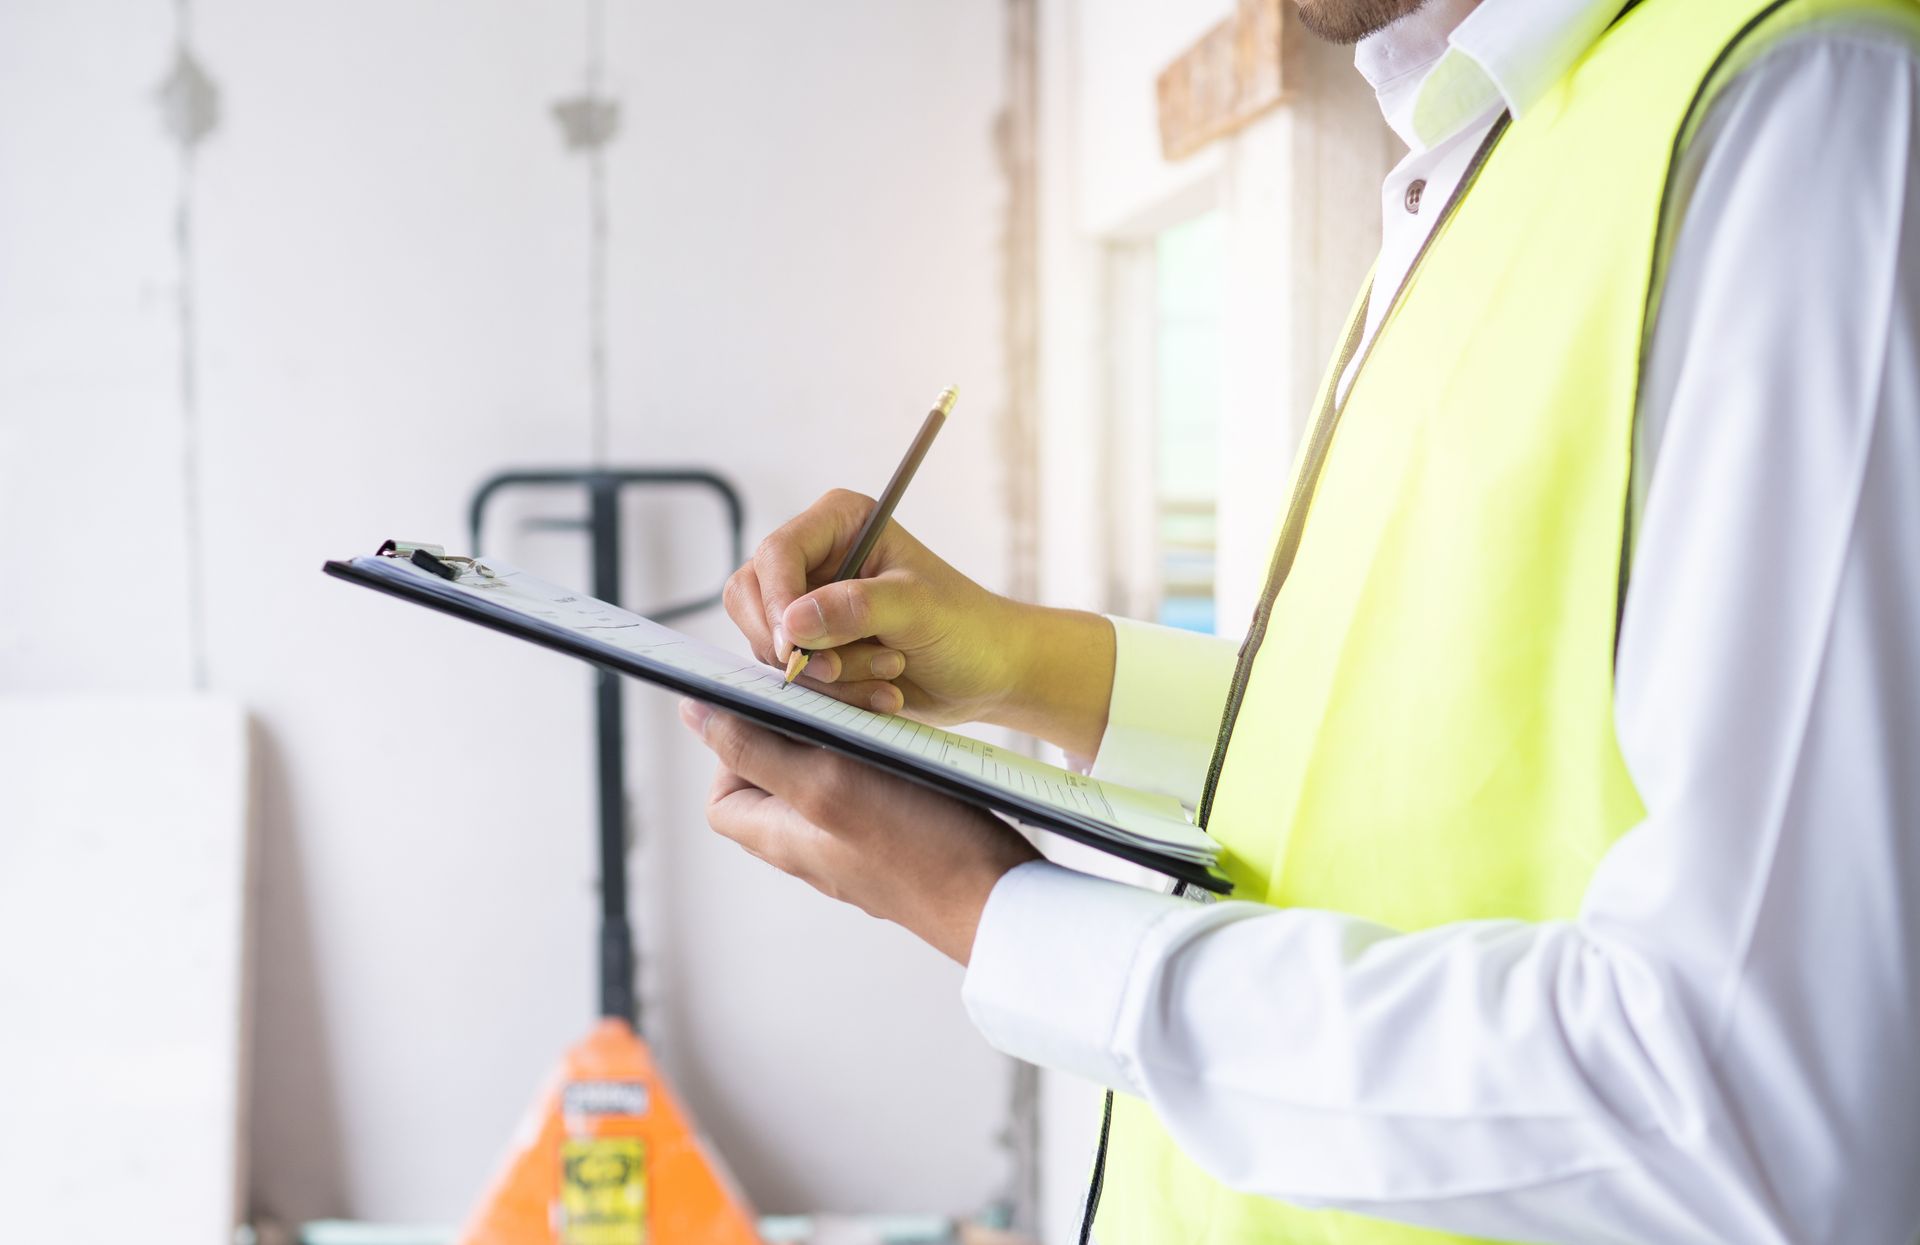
left=1150, top=211, right=1224, bottom=633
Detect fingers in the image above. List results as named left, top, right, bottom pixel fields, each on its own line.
left=706, top=759, right=759, bottom=804
left=792, top=675, right=905, bottom=715
left=792, top=640, right=908, bottom=713
left=703, top=764, right=791, bottom=867
left=723, top=564, right=778, bottom=665
left=679, top=699, right=865, bottom=825
left=796, top=641, right=905, bottom=685
left=782, top=573, right=921, bottom=652
left=683, top=699, right=1034, bottom=946
left=680, top=700, right=830, bottom=804
left=724, top=564, right=911, bottom=676
left=750, top=490, right=877, bottom=658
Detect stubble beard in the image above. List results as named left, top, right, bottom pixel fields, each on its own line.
left=1293, top=0, right=1431, bottom=44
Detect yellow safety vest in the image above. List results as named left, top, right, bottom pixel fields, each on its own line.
left=1092, top=0, right=1920, bottom=1242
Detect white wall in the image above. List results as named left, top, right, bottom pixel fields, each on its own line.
left=1, top=0, right=1017, bottom=1225
left=0, top=697, right=253, bottom=1245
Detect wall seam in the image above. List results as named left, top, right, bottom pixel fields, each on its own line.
left=158, top=0, right=220, bottom=691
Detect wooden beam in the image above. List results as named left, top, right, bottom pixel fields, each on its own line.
left=1155, top=0, right=1290, bottom=161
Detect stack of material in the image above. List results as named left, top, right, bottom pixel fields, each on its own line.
left=0, top=696, right=253, bottom=1243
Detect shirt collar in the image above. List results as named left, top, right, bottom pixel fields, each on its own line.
left=1355, top=0, right=1627, bottom=151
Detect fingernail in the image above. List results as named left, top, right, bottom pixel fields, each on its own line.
left=872, top=650, right=905, bottom=680
left=787, top=598, right=828, bottom=643
left=679, top=699, right=713, bottom=734
left=773, top=625, right=790, bottom=660
left=869, top=685, right=902, bottom=713
left=810, top=650, right=840, bottom=682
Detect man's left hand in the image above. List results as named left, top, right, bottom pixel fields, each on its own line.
left=679, top=698, right=1041, bottom=964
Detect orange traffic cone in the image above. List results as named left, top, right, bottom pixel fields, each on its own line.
left=456, top=1018, right=763, bottom=1245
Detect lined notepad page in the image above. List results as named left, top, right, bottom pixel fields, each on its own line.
left=399, top=559, right=1214, bottom=862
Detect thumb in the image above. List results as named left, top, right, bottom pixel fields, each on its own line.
left=783, top=574, right=920, bottom=650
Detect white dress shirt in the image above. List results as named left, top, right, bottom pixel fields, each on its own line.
left=962, top=1, right=1920, bottom=1242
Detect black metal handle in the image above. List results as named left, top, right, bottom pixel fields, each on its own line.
left=468, top=467, right=746, bottom=622
left=467, top=466, right=746, bottom=1029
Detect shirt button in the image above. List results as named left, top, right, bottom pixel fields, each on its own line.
left=1404, top=179, right=1426, bottom=214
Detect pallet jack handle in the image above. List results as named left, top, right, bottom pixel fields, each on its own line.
left=469, top=468, right=746, bottom=1030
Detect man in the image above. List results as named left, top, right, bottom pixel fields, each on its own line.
left=680, top=0, right=1920, bottom=1239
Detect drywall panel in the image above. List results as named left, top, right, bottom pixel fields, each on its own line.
left=0, top=695, right=253, bottom=1243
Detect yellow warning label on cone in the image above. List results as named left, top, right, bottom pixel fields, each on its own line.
left=455, top=1019, right=761, bottom=1245
left=560, top=1137, right=648, bottom=1245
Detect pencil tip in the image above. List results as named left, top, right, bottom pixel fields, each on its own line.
left=934, top=384, right=959, bottom=416
left=783, top=649, right=810, bottom=684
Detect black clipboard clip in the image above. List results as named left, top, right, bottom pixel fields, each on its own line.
left=374, top=538, right=495, bottom=582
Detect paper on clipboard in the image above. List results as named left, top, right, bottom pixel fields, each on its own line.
left=329, top=544, right=1232, bottom=889
left=414, top=558, right=1216, bottom=864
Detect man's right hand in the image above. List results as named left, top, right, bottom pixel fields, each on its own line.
left=722, top=489, right=1115, bottom=758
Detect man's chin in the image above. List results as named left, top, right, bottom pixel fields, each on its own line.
left=1293, top=0, right=1429, bottom=44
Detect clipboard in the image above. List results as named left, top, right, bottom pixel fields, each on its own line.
left=324, top=542, right=1230, bottom=894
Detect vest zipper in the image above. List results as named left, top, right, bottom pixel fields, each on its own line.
left=1191, top=113, right=1512, bottom=832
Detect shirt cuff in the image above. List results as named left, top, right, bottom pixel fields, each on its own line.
left=1089, top=616, right=1239, bottom=806
left=962, top=859, right=1192, bottom=1093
